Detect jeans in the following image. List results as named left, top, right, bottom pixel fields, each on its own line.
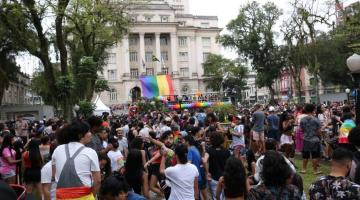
left=209, top=179, right=224, bottom=200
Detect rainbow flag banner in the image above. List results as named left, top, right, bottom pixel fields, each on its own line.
left=140, top=75, right=174, bottom=99
left=167, top=101, right=231, bottom=110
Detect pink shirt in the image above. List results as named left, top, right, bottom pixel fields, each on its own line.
left=0, top=147, right=16, bottom=174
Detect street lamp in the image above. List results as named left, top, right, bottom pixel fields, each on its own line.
left=345, top=88, right=351, bottom=104
left=346, top=53, right=360, bottom=125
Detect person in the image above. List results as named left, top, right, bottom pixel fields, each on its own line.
left=300, top=103, right=322, bottom=174
left=183, top=135, right=202, bottom=199
left=160, top=144, right=199, bottom=200
left=52, top=121, right=101, bottom=200
left=216, top=156, right=248, bottom=200
left=107, top=137, right=124, bottom=172
left=338, top=112, right=356, bottom=150
left=100, top=175, right=146, bottom=200
left=254, top=139, right=296, bottom=185
left=251, top=104, right=266, bottom=155
left=115, top=127, right=128, bottom=158
left=86, top=116, right=107, bottom=153
left=39, top=135, right=51, bottom=161
left=295, top=106, right=306, bottom=153
left=15, top=116, right=28, bottom=144
left=23, top=139, right=43, bottom=196
left=348, top=126, right=360, bottom=184
left=280, top=114, right=295, bottom=161
left=309, top=148, right=360, bottom=199
left=247, top=150, right=302, bottom=200
left=207, top=132, right=231, bottom=200
left=231, top=116, right=246, bottom=160
left=0, top=134, right=21, bottom=184
left=267, top=106, right=280, bottom=142
left=124, top=149, right=149, bottom=199
left=98, top=153, right=112, bottom=182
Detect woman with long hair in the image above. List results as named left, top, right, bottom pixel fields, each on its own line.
left=23, top=139, right=43, bottom=196
left=124, top=149, right=149, bottom=199
left=0, top=134, right=21, bottom=184
left=216, top=156, right=248, bottom=200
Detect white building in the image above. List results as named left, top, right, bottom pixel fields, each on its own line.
left=243, top=71, right=270, bottom=104
left=100, top=0, right=222, bottom=105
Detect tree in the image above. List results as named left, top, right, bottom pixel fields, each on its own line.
left=219, top=1, right=284, bottom=103
left=202, top=54, right=248, bottom=101
left=0, top=0, right=131, bottom=120
left=0, top=19, right=21, bottom=105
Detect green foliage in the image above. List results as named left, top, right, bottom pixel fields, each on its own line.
left=219, top=1, right=284, bottom=101
left=202, top=54, right=248, bottom=95
left=78, top=100, right=96, bottom=119
left=94, top=79, right=110, bottom=93
left=136, top=100, right=167, bottom=114
left=212, top=104, right=236, bottom=122
left=56, top=75, right=75, bottom=99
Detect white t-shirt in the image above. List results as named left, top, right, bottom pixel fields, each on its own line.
left=107, top=150, right=124, bottom=172
left=51, top=142, right=100, bottom=187
left=41, top=161, right=57, bottom=200
left=232, top=125, right=245, bottom=147
left=165, top=163, right=199, bottom=200
left=117, top=137, right=128, bottom=155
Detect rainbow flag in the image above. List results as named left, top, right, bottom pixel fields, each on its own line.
left=140, top=75, right=174, bottom=100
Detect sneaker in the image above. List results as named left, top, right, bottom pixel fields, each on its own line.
left=300, top=170, right=307, bottom=174
left=314, top=171, right=322, bottom=175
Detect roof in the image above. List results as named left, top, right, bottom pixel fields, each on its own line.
left=129, top=3, right=175, bottom=11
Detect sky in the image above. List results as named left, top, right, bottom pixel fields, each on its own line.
left=190, top=0, right=294, bottom=59
left=18, top=0, right=353, bottom=75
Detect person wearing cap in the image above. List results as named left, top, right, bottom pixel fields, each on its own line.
left=160, top=117, right=172, bottom=134
left=267, top=106, right=280, bottom=143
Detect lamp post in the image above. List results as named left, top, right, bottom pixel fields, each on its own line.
left=346, top=53, right=360, bottom=125
left=345, top=88, right=351, bottom=104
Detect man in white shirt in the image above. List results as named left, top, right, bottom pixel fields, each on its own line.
left=160, top=144, right=199, bottom=200
left=41, top=161, right=57, bottom=200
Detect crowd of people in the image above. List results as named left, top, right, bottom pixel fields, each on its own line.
left=1, top=102, right=360, bottom=200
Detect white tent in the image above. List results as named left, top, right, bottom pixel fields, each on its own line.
left=93, top=95, right=111, bottom=116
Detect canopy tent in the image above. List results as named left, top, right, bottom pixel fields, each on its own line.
left=93, top=95, right=111, bottom=116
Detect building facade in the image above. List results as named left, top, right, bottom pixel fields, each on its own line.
left=1, top=72, right=31, bottom=105
left=100, top=0, right=222, bottom=105
left=243, top=71, right=270, bottom=104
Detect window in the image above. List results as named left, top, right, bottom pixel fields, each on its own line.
left=109, top=89, right=118, bottom=102
left=129, top=37, right=138, bottom=46
left=145, top=52, right=153, bottom=62
left=108, top=70, right=117, bottom=81
left=161, top=51, right=168, bottom=61
left=146, top=68, right=154, bottom=76
left=161, top=16, right=169, bottom=22
left=162, top=67, right=169, bottom=75
left=179, top=52, right=188, bottom=62
left=201, top=22, right=210, bottom=28
left=130, top=15, right=137, bottom=22
left=202, top=37, right=211, bottom=48
left=145, top=37, right=153, bottom=46
left=130, top=69, right=139, bottom=79
left=160, top=37, right=168, bottom=45
left=144, top=15, right=152, bottom=22
left=180, top=68, right=189, bottom=77
left=129, top=52, right=138, bottom=62
left=179, top=21, right=186, bottom=26
left=178, top=36, right=187, bottom=47
left=107, top=53, right=116, bottom=64
left=203, top=52, right=210, bottom=62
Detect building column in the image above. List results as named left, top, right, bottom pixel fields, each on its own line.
left=139, top=32, right=145, bottom=75
left=155, top=33, right=161, bottom=74
left=170, top=33, right=178, bottom=76
left=189, top=36, right=197, bottom=77
left=196, top=36, right=203, bottom=78
left=123, top=35, right=130, bottom=77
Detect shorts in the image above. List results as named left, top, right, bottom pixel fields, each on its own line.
left=302, top=150, right=321, bottom=159
left=149, top=163, right=161, bottom=179
left=252, top=131, right=264, bottom=141
left=1, top=170, right=16, bottom=180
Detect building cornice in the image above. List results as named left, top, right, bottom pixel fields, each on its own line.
left=176, top=14, right=218, bottom=20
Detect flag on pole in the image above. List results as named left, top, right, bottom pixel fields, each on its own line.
left=140, top=75, right=174, bottom=100
left=161, top=57, right=166, bottom=69
left=152, top=55, right=160, bottom=62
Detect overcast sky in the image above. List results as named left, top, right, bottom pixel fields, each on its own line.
left=19, top=0, right=358, bottom=74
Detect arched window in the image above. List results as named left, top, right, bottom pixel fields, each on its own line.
left=109, top=88, right=118, bottom=102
